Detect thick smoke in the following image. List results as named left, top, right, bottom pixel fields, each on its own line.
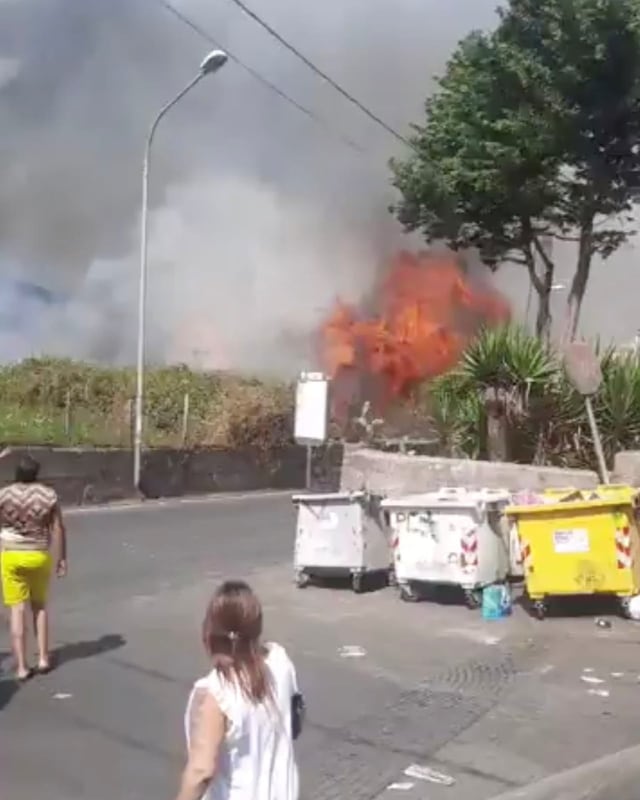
left=0, top=0, right=504, bottom=371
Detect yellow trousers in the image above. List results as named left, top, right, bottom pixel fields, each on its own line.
left=1, top=550, right=52, bottom=606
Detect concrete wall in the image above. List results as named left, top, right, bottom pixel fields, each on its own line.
left=612, top=451, right=640, bottom=485
left=339, top=446, right=599, bottom=495
left=0, top=445, right=344, bottom=506
left=0, top=442, right=602, bottom=506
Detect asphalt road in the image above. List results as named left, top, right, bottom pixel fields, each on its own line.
left=2, top=493, right=640, bottom=800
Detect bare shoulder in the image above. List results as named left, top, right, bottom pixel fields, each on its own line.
left=188, top=685, right=221, bottom=741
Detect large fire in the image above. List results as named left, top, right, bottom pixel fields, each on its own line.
left=320, top=250, right=510, bottom=418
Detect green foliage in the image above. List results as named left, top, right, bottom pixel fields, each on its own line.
left=428, top=327, right=640, bottom=470
left=427, top=373, right=485, bottom=459
left=460, top=325, right=557, bottom=390
left=0, top=358, right=294, bottom=452
left=391, top=0, right=640, bottom=334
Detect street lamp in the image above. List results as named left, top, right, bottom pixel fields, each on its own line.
left=133, top=50, right=228, bottom=489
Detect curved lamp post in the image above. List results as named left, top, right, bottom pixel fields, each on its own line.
left=133, top=50, right=228, bottom=489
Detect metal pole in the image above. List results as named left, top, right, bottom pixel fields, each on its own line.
left=584, top=395, right=609, bottom=484
left=305, top=445, right=312, bottom=491
left=133, top=73, right=204, bottom=489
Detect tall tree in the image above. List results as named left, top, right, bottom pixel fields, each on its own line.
left=391, top=0, right=640, bottom=341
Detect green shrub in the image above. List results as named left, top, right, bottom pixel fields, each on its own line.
left=0, top=358, right=294, bottom=452
left=427, top=326, right=640, bottom=471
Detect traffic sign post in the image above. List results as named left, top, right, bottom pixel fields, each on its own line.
left=294, top=372, right=330, bottom=491
left=563, top=342, right=608, bottom=484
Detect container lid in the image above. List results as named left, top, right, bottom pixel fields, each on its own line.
left=505, top=497, right=631, bottom=516
left=292, top=491, right=365, bottom=503
left=381, top=487, right=510, bottom=510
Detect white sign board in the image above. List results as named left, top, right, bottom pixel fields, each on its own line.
left=294, top=372, right=329, bottom=445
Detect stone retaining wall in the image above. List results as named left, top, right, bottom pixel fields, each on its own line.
left=339, top=446, right=599, bottom=495
left=0, top=442, right=602, bottom=506
left=0, top=445, right=344, bottom=506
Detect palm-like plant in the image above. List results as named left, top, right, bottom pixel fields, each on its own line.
left=459, top=326, right=557, bottom=461
left=592, top=352, right=640, bottom=463
left=427, top=328, right=640, bottom=470
left=461, top=325, right=557, bottom=393
left=428, top=372, right=485, bottom=458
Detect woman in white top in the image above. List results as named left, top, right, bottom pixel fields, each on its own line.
left=173, top=580, right=300, bottom=800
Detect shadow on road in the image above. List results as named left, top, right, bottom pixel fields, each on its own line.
left=0, top=636, right=126, bottom=712
left=0, top=677, right=18, bottom=712
left=0, top=647, right=17, bottom=711
left=0, top=650, right=17, bottom=711
left=53, top=633, right=126, bottom=667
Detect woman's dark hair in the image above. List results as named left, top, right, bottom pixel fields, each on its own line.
left=202, top=580, right=271, bottom=703
left=15, top=455, right=40, bottom=483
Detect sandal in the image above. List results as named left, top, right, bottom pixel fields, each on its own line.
left=16, top=669, right=33, bottom=683
left=35, top=663, right=52, bottom=675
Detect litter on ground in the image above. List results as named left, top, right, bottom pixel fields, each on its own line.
left=338, top=645, right=367, bottom=658
left=387, top=782, right=415, bottom=791
left=404, top=764, right=455, bottom=786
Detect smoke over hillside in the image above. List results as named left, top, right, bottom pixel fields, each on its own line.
left=0, top=0, right=520, bottom=370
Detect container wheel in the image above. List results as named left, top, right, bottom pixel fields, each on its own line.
left=533, top=599, right=547, bottom=620
left=464, top=588, right=482, bottom=610
left=352, top=572, right=366, bottom=594
left=387, top=567, right=397, bottom=588
left=399, top=583, right=419, bottom=603
left=295, top=570, right=311, bottom=589
left=619, top=596, right=633, bottom=619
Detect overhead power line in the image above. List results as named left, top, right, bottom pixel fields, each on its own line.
left=155, top=0, right=366, bottom=154
left=224, top=0, right=412, bottom=149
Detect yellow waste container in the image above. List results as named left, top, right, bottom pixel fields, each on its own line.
left=595, top=485, right=640, bottom=502
left=506, top=495, right=640, bottom=619
left=542, top=487, right=578, bottom=499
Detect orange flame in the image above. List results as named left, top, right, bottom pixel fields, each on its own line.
left=320, top=251, right=509, bottom=414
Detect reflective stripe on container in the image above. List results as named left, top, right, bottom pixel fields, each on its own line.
left=615, top=526, right=632, bottom=570
left=521, top=540, right=533, bottom=574
left=460, top=527, right=479, bottom=568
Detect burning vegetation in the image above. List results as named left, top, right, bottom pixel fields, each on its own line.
left=320, top=251, right=510, bottom=423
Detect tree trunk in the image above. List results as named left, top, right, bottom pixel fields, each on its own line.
left=524, top=231, right=555, bottom=343
left=484, top=387, right=510, bottom=462
left=565, top=217, right=594, bottom=342
left=535, top=257, right=554, bottom=343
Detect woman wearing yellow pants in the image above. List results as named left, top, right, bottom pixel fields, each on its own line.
left=0, top=455, right=67, bottom=681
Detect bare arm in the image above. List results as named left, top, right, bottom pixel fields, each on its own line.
left=51, top=503, right=67, bottom=576
left=174, top=688, right=225, bottom=800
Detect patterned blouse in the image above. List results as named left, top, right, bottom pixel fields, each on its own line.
left=0, top=482, right=59, bottom=551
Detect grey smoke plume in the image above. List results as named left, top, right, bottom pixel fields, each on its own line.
left=0, top=0, right=504, bottom=371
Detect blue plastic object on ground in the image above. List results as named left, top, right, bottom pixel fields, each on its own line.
left=482, top=584, right=512, bottom=620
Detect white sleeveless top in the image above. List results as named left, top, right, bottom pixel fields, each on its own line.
left=185, top=642, right=300, bottom=800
